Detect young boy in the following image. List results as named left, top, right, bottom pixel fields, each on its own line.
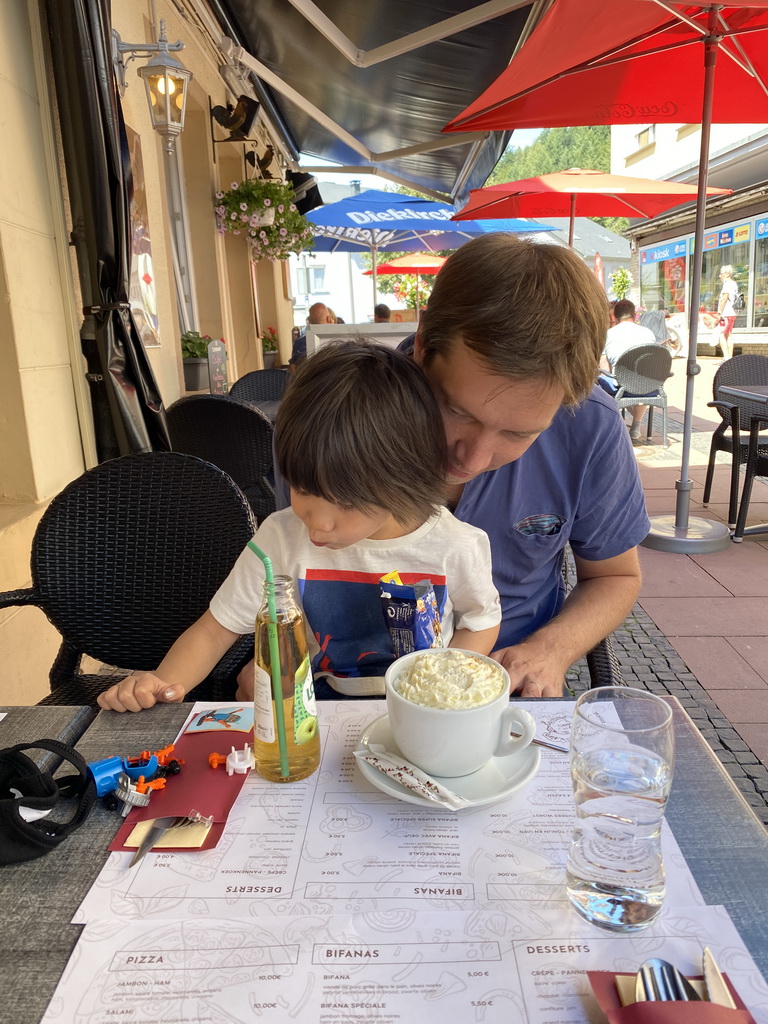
left=97, top=343, right=500, bottom=712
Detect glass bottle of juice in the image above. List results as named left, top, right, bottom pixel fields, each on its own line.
left=253, top=575, right=320, bottom=782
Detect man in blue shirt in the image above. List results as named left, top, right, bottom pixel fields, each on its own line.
left=279, top=234, right=648, bottom=698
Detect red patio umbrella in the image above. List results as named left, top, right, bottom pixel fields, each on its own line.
left=452, top=168, right=731, bottom=246
left=364, top=254, right=446, bottom=317
left=444, top=1, right=768, bottom=554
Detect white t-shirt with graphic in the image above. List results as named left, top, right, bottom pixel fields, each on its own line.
left=720, top=278, right=738, bottom=317
left=210, top=506, right=501, bottom=695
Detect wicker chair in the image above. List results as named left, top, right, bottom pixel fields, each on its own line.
left=702, top=354, right=768, bottom=528
left=167, top=394, right=277, bottom=523
left=612, top=343, right=674, bottom=447
left=0, top=452, right=257, bottom=707
left=230, top=368, right=290, bottom=403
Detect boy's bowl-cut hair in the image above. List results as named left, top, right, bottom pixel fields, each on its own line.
left=276, top=341, right=448, bottom=526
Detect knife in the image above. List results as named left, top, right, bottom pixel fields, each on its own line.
left=703, top=947, right=737, bottom=1008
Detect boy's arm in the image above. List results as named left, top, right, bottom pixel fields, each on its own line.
left=97, top=611, right=240, bottom=712
left=448, top=623, right=500, bottom=657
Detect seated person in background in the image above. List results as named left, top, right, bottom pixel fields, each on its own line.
left=597, top=298, right=658, bottom=440
left=288, top=301, right=334, bottom=372
left=97, top=342, right=500, bottom=711
left=374, top=303, right=391, bottom=322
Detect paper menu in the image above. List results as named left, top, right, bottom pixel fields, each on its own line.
left=74, top=700, right=702, bottom=924
left=44, top=906, right=768, bottom=1024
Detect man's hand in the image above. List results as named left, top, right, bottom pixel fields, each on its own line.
left=96, top=673, right=186, bottom=713
left=491, top=642, right=567, bottom=698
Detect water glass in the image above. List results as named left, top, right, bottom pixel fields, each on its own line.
left=565, top=686, right=674, bottom=932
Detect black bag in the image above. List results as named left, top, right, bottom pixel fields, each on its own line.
left=733, top=292, right=746, bottom=311
left=0, top=739, right=96, bottom=865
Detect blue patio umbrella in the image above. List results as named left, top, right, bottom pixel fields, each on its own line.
left=305, top=189, right=553, bottom=303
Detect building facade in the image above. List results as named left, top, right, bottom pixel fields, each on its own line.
left=611, top=122, right=768, bottom=353
left=1, top=0, right=295, bottom=702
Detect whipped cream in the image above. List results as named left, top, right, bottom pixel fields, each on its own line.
left=397, top=651, right=505, bottom=709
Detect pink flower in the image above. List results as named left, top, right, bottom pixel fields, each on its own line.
left=278, top=204, right=285, bottom=213
left=264, top=198, right=271, bottom=207
left=240, top=202, right=248, bottom=211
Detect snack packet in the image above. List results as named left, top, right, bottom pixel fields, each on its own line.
left=380, top=571, right=444, bottom=658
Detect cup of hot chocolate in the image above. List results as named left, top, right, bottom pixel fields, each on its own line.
left=384, top=648, right=536, bottom=777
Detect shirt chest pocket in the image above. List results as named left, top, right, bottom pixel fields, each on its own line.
left=496, top=515, right=569, bottom=585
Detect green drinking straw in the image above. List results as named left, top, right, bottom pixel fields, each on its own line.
left=247, top=541, right=290, bottom=778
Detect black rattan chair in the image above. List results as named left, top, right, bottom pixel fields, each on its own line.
left=167, top=394, right=277, bottom=523
left=702, top=354, right=768, bottom=528
left=0, top=452, right=257, bottom=707
left=230, top=368, right=290, bottom=403
left=733, top=410, right=768, bottom=542
left=612, top=343, right=673, bottom=447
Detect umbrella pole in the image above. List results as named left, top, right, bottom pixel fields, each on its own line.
left=642, top=13, right=730, bottom=554
left=372, top=245, right=378, bottom=307
left=415, top=274, right=421, bottom=319
left=568, top=194, right=576, bottom=247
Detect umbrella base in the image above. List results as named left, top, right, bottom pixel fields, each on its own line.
left=642, top=514, right=731, bottom=554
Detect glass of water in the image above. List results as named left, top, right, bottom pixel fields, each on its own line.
left=566, top=686, right=674, bottom=932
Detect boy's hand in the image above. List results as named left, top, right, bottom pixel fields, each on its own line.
left=96, top=673, right=186, bottom=713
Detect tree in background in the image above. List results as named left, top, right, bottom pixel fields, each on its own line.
left=488, top=126, right=629, bottom=236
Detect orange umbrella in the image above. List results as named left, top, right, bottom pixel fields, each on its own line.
left=452, top=169, right=731, bottom=246
left=364, top=254, right=446, bottom=316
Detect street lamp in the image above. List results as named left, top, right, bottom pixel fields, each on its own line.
left=112, top=20, right=192, bottom=154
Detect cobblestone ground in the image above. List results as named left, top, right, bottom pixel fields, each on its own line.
left=565, top=552, right=768, bottom=829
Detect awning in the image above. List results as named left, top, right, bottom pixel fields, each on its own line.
left=207, top=0, right=537, bottom=203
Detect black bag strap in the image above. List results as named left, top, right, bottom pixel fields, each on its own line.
left=0, top=738, right=97, bottom=864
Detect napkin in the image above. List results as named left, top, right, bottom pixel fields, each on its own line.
left=588, top=971, right=756, bottom=1024
left=354, top=744, right=470, bottom=809
left=109, top=706, right=253, bottom=854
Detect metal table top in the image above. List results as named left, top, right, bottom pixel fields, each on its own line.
left=1, top=698, right=767, bottom=1023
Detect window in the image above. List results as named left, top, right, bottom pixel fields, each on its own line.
left=297, top=265, right=326, bottom=294
left=697, top=240, right=749, bottom=328
left=635, top=126, right=656, bottom=148
left=639, top=242, right=687, bottom=313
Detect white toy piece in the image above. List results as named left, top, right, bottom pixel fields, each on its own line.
left=225, top=744, right=254, bottom=776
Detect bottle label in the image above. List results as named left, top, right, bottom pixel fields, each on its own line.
left=253, top=664, right=275, bottom=744
left=293, top=655, right=318, bottom=745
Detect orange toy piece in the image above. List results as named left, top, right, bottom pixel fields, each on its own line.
left=208, top=751, right=228, bottom=769
left=134, top=775, right=167, bottom=795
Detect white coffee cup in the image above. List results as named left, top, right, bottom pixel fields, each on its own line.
left=384, top=649, right=536, bottom=778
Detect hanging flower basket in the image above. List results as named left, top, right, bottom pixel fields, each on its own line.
left=214, top=179, right=314, bottom=261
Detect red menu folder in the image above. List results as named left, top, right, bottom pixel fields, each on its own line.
left=109, top=706, right=254, bottom=853
left=588, top=971, right=755, bottom=1024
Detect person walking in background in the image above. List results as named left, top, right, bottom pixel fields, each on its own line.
left=717, top=265, right=738, bottom=361
left=374, top=303, right=390, bottom=322
left=597, top=299, right=657, bottom=440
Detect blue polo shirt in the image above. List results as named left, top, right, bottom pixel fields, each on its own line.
left=449, top=385, right=649, bottom=648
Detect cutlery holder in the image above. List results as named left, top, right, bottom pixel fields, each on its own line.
left=587, top=971, right=755, bottom=1024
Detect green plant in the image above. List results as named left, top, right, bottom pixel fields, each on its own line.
left=261, top=326, right=278, bottom=352
left=393, top=275, right=434, bottom=310
left=214, top=179, right=315, bottom=260
left=609, top=267, right=633, bottom=301
left=181, top=331, right=225, bottom=359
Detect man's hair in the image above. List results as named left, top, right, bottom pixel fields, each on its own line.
left=276, top=342, right=447, bottom=526
left=374, top=303, right=391, bottom=320
left=418, top=234, right=608, bottom=406
left=613, top=299, right=636, bottom=321
left=720, top=265, right=734, bottom=277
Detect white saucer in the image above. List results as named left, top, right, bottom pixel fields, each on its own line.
left=355, top=713, right=541, bottom=810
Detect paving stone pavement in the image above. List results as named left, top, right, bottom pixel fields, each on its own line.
left=565, top=579, right=768, bottom=828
